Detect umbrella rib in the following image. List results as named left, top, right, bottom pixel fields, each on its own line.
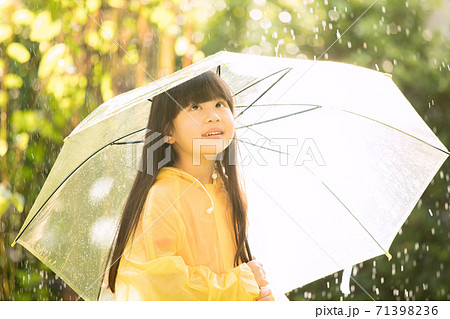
left=236, top=105, right=321, bottom=129
left=111, top=140, right=143, bottom=145
left=216, top=64, right=221, bottom=77
left=235, top=68, right=293, bottom=120
left=11, top=128, right=148, bottom=246
left=234, top=103, right=318, bottom=108
left=232, top=67, right=292, bottom=97
left=237, top=138, right=291, bottom=156
left=340, top=109, right=450, bottom=156
left=306, top=165, right=392, bottom=259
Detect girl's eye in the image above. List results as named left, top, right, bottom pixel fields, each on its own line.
left=189, top=102, right=227, bottom=110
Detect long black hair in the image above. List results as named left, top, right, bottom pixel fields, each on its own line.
left=107, top=70, right=253, bottom=293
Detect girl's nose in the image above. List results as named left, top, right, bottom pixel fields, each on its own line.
left=206, top=111, right=221, bottom=122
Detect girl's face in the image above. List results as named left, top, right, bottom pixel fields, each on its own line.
left=167, top=98, right=235, bottom=163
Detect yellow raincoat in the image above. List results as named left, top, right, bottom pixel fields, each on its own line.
left=114, top=166, right=261, bottom=301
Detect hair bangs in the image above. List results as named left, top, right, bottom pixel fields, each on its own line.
left=164, top=71, right=234, bottom=114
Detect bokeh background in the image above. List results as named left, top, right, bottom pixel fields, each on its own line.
left=0, top=0, right=449, bottom=301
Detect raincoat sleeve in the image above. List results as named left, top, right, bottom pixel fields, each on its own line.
left=116, top=192, right=260, bottom=301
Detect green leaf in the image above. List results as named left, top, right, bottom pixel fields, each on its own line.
left=0, top=138, right=7, bottom=157
left=0, top=196, right=9, bottom=217
left=86, top=0, right=101, bottom=13
left=10, top=192, right=25, bottom=213
left=4, top=74, right=23, bottom=89
left=30, top=11, right=62, bottom=43
left=14, top=132, right=29, bottom=150
left=12, top=9, right=35, bottom=26
left=101, top=72, right=114, bottom=101
left=0, top=24, right=13, bottom=43
left=0, top=90, right=8, bottom=107
left=26, top=142, right=45, bottom=164
left=11, top=110, right=38, bottom=133
left=107, top=0, right=126, bottom=9
left=0, top=184, right=11, bottom=217
left=7, top=42, right=31, bottom=63
left=38, top=43, right=67, bottom=78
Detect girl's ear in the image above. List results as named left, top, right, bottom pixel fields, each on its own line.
left=164, top=126, right=175, bottom=144
left=164, top=135, right=174, bottom=144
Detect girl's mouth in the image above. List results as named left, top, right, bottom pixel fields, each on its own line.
left=202, top=132, right=224, bottom=138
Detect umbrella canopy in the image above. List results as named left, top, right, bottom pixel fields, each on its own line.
left=230, top=56, right=449, bottom=295
left=11, top=51, right=448, bottom=300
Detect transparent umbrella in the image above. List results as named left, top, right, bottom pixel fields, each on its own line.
left=11, top=51, right=448, bottom=301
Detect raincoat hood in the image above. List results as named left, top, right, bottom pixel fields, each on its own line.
left=155, top=166, right=224, bottom=215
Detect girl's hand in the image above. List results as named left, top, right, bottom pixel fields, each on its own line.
left=255, top=287, right=275, bottom=301
left=246, top=256, right=269, bottom=288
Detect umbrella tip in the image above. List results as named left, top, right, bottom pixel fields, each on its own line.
left=11, top=241, right=16, bottom=248
left=63, top=136, right=68, bottom=143
left=385, top=251, right=392, bottom=260
left=384, top=73, right=392, bottom=78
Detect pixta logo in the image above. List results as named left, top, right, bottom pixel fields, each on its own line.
left=126, top=129, right=171, bottom=176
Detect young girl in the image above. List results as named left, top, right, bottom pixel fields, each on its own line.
left=107, top=70, right=274, bottom=301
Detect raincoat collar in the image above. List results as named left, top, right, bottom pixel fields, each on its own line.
left=156, top=166, right=223, bottom=214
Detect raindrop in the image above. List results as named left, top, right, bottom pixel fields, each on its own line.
left=428, top=209, right=433, bottom=216
left=249, top=9, right=263, bottom=21
left=423, top=29, right=433, bottom=41
left=279, top=11, right=291, bottom=23
left=260, top=18, right=271, bottom=30
left=328, top=10, right=339, bottom=21
left=383, top=60, right=394, bottom=72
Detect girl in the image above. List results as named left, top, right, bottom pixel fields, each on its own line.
left=107, top=70, right=274, bottom=301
